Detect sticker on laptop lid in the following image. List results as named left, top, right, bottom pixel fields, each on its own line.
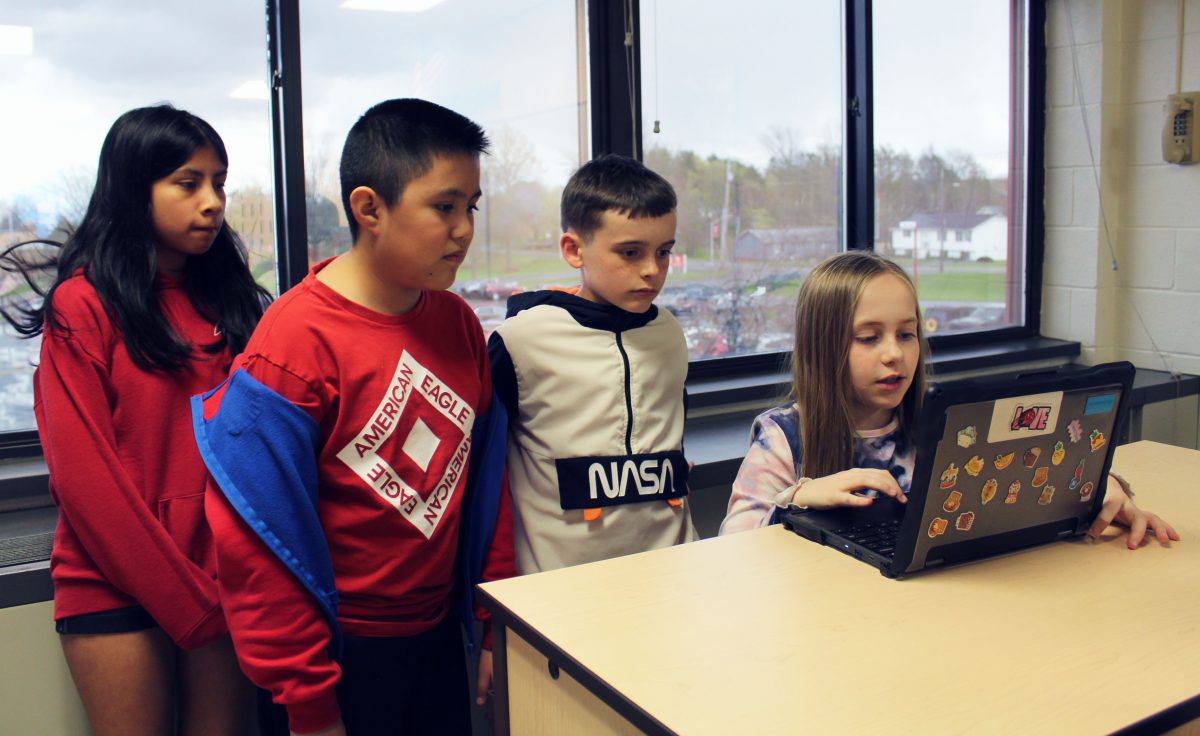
left=1079, top=481, right=1095, bottom=503
left=943, top=489, right=962, bottom=513
left=939, top=463, right=959, bottom=489
left=1005, top=480, right=1021, bottom=504
left=1022, top=446, right=1041, bottom=467
left=956, top=425, right=977, bottom=448
left=1067, top=419, right=1083, bottom=443
left=955, top=511, right=976, bottom=531
left=1032, top=466, right=1049, bottom=488
left=1089, top=429, right=1106, bottom=452
left=1038, top=485, right=1056, bottom=505
left=1084, top=392, right=1117, bottom=416
left=981, top=478, right=998, bottom=504
left=1069, top=458, right=1085, bottom=490
left=987, top=391, right=1063, bottom=443
left=928, top=517, right=949, bottom=538
left=965, top=455, right=985, bottom=477
left=1052, top=441, right=1066, bottom=465
left=994, top=451, right=1015, bottom=470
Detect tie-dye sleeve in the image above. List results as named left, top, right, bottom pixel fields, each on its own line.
left=719, top=413, right=801, bottom=535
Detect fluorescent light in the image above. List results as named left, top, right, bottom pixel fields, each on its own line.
left=230, top=79, right=270, bottom=100
left=340, top=0, right=447, bottom=12
left=0, top=25, right=34, bottom=55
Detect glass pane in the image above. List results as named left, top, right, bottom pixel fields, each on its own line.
left=640, top=1, right=844, bottom=360
left=874, top=0, right=1024, bottom=337
left=0, top=2, right=275, bottom=433
left=299, top=0, right=586, bottom=335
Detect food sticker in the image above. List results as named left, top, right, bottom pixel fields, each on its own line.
left=965, top=455, right=985, bottom=477
left=943, top=489, right=962, bottom=513
left=1069, top=458, right=1085, bottom=490
left=1068, top=419, right=1083, bottom=443
left=1079, top=481, right=1095, bottom=503
left=994, top=451, right=1015, bottom=470
left=1038, top=485, right=1056, bottom=506
left=939, top=463, right=959, bottom=490
left=1052, top=441, right=1065, bottom=466
left=1089, top=429, right=1106, bottom=452
left=1005, top=480, right=1021, bottom=504
left=928, top=517, right=949, bottom=538
left=1022, top=447, right=1041, bottom=468
left=1032, top=466, right=1049, bottom=488
left=955, top=511, right=976, bottom=531
left=981, top=478, right=998, bottom=505
left=957, top=425, right=978, bottom=448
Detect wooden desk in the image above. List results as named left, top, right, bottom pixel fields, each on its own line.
left=479, top=441, right=1200, bottom=735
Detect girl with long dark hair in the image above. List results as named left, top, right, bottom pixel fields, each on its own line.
left=2, top=104, right=270, bottom=735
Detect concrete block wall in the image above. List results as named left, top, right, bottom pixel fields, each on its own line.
left=1045, top=0, right=1200, bottom=447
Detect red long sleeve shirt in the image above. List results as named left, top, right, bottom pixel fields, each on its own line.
left=34, top=273, right=230, bottom=649
left=205, top=264, right=515, bottom=733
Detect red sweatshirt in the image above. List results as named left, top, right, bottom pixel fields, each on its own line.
left=34, top=273, right=230, bottom=649
left=205, top=262, right=515, bottom=733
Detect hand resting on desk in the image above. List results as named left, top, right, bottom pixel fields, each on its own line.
left=1087, top=478, right=1180, bottom=549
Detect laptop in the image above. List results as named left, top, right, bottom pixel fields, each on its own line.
left=779, top=361, right=1134, bottom=578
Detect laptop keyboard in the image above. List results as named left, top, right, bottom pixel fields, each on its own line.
left=832, top=518, right=901, bottom=557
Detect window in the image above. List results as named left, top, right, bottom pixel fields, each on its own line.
left=0, top=0, right=1044, bottom=442
left=0, top=1, right=275, bottom=435
left=638, top=0, right=843, bottom=360
left=874, top=0, right=1027, bottom=338
left=297, top=0, right=587, bottom=334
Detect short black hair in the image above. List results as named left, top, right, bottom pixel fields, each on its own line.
left=339, top=98, right=489, bottom=240
left=560, top=154, right=677, bottom=241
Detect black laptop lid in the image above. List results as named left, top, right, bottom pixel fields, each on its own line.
left=890, top=361, right=1134, bottom=574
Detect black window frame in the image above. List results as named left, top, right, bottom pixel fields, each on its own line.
left=0, top=0, right=1046, bottom=457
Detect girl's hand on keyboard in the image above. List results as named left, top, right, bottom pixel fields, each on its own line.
left=791, top=469, right=906, bottom=510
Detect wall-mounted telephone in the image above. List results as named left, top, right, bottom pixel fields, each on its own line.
left=1163, top=92, right=1200, bottom=164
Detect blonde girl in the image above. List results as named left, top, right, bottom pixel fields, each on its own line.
left=720, top=251, right=1176, bottom=547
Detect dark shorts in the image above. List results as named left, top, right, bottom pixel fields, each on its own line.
left=336, top=613, right=472, bottom=736
left=55, top=606, right=158, bottom=635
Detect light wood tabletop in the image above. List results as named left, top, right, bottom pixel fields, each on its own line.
left=480, top=441, right=1200, bottom=735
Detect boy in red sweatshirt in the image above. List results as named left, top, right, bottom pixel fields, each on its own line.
left=194, top=98, right=514, bottom=736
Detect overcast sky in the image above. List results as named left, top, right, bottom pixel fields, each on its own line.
left=0, top=0, right=1011, bottom=214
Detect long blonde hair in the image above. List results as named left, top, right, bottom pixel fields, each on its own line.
left=790, top=251, right=927, bottom=479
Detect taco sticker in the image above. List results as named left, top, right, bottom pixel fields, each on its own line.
left=994, top=451, right=1015, bottom=470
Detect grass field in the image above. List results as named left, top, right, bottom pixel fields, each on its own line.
left=910, top=269, right=1009, bottom=302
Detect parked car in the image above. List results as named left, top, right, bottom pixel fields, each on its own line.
left=484, top=279, right=523, bottom=301
left=945, top=304, right=1006, bottom=331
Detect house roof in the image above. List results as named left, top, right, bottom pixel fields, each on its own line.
left=737, top=227, right=837, bottom=244
left=901, top=211, right=994, bottom=229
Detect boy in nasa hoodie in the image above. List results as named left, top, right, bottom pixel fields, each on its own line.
left=489, top=154, right=696, bottom=574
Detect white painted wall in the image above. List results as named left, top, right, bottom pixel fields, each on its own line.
left=1044, top=0, right=1200, bottom=448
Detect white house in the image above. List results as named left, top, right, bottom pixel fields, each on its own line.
left=890, top=207, right=1008, bottom=261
